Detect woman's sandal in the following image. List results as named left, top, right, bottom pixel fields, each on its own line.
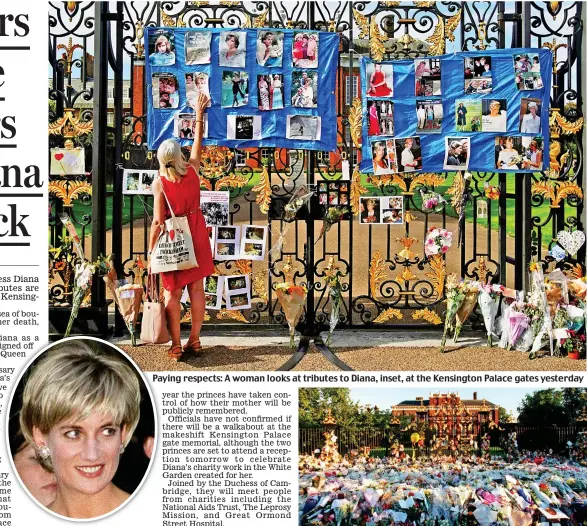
left=183, top=338, right=202, bottom=356
left=167, top=345, right=184, bottom=362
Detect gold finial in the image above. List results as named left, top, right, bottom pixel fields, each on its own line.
left=323, top=408, right=336, bottom=425
left=57, top=37, right=84, bottom=77
left=283, top=255, right=294, bottom=283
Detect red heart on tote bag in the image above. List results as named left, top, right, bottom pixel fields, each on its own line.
left=169, top=229, right=175, bottom=241
left=54, top=153, right=64, bottom=161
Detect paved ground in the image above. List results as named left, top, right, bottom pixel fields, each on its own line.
left=116, top=330, right=585, bottom=372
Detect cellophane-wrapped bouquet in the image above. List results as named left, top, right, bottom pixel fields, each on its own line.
left=275, top=282, right=308, bottom=347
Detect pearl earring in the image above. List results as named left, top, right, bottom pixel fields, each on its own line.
left=38, top=446, right=50, bottom=460
left=120, top=444, right=125, bottom=455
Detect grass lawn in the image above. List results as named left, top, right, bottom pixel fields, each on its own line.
left=69, top=171, right=570, bottom=250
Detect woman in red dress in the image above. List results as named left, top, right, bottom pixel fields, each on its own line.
left=149, top=93, right=215, bottom=362
left=368, top=101, right=381, bottom=135
left=367, top=64, right=392, bottom=97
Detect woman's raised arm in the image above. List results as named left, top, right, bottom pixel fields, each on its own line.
left=189, top=93, right=210, bottom=172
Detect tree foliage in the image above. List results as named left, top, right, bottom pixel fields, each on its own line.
left=517, top=388, right=587, bottom=426
left=298, top=388, right=392, bottom=429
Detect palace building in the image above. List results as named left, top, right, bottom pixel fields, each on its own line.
left=391, top=392, right=500, bottom=439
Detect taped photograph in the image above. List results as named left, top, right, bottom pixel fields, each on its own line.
left=366, top=63, right=393, bottom=97
left=185, top=72, right=211, bottom=108
left=201, top=191, right=230, bottom=226
left=416, top=100, right=443, bottom=134
left=371, top=140, right=392, bottom=175
left=415, top=58, right=441, bottom=96
left=148, top=30, right=175, bottom=66
left=444, top=137, right=471, bottom=170
left=482, top=99, right=507, bottom=132
left=151, top=73, right=178, bottom=109
left=368, top=100, right=394, bottom=136
left=396, top=137, right=422, bottom=173
left=291, top=70, right=318, bottom=108
left=221, top=70, right=249, bottom=108
left=286, top=115, right=321, bottom=141
left=514, top=53, right=543, bottom=91
left=256, top=30, right=284, bottom=67
left=519, top=98, right=542, bottom=133
left=292, top=32, right=319, bottom=68
left=258, top=74, right=284, bottom=110
left=227, top=115, right=262, bottom=141
left=184, top=31, right=211, bottom=64
left=456, top=99, right=482, bottom=132
left=219, top=31, right=246, bottom=67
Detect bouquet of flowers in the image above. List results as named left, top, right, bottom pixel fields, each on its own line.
left=275, top=282, right=308, bottom=347
left=420, top=189, right=447, bottom=214
left=424, top=227, right=453, bottom=258
left=103, top=266, right=144, bottom=346
left=477, top=283, right=503, bottom=346
left=440, top=275, right=466, bottom=353
left=315, top=206, right=349, bottom=245
left=269, top=185, right=314, bottom=261
left=507, top=302, right=541, bottom=351
left=453, top=284, right=480, bottom=342
left=324, top=263, right=345, bottom=346
left=64, top=255, right=111, bottom=337
left=484, top=183, right=500, bottom=200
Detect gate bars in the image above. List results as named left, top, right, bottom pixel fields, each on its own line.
left=48, top=2, right=584, bottom=348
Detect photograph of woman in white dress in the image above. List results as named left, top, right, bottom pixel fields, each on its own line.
left=520, top=99, right=541, bottom=133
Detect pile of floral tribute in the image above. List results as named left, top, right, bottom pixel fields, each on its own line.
left=299, top=453, right=587, bottom=525
left=441, top=265, right=587, bottom=358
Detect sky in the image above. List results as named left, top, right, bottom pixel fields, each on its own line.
left=349, top=387, right=541, bottom=417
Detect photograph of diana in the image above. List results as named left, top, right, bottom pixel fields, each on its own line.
left=9, top=339, right=155, bottom=520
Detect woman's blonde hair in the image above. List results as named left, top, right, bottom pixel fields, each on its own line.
left=155, top=35, right=171, bottom=53
left=157, top=138, right=189, bottom=182
left=20, top=340, right=142, bottom=471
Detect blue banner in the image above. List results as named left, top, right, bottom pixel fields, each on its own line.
left=359, top=48, right=551, bottom=174
left=146, top=27, right=339, bottom=152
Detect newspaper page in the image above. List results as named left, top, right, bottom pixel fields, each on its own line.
left=0, top=2, right=585, bottom=526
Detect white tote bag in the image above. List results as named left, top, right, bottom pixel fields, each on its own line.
left=150, top=186, right=198, bottom=274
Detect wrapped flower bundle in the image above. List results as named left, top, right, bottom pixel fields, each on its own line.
left=440, top=277, right=475, bottom=352
left=420, top=189, right=447, bottom=214
left=316, top=207, right=349, bottom=245
left=453, top=286, right=479, bottom=343
left=103, top=271, right=143, bottom=346
left=64, top=255, right=111, bottom=338
left=476, top=283, right=503, bottom=347
left=424, top=227, right=453, bottom=258
left=275, top=282, right=308, bottom=347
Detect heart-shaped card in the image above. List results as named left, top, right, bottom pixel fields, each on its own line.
left=557, top=230, right=585, bottom=256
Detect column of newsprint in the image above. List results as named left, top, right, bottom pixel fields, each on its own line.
left=0, top=4, right=49, bottom=525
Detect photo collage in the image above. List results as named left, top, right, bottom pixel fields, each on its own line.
left=366, top=52, right=545, bottom=173
left=317, top=181, right=350, bottom=210
left=359, top=196, right=405, bottom=225
left=213, top=225, right=268, bottom=261
left=122, top=169, right=158, bottom=194
left=203, top=274, right=252, bottom=311
left=148, top=28, right=326, bottom=146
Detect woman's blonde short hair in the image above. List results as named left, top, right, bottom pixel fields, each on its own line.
left=155, top=35, right=171, bottom=53
left=157, top=138, right=189, bottom=182
left=20, top=341, right=141, bottom=469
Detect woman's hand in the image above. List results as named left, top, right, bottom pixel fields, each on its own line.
left=192, top=93, right=210, bottom=117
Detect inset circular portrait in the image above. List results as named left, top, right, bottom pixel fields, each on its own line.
left=7, top=337, right=156, bottom=520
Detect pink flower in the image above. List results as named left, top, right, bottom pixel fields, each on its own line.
left=441, top=245, right=449, bottom=253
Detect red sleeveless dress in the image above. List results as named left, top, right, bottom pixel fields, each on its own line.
left=159, top=166, right=215, bottom=291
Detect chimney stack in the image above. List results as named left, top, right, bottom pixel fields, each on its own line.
left=473, top=392, right=477, bottom=400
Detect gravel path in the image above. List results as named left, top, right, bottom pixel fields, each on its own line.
left=120, top=343, right=585, bottom=372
